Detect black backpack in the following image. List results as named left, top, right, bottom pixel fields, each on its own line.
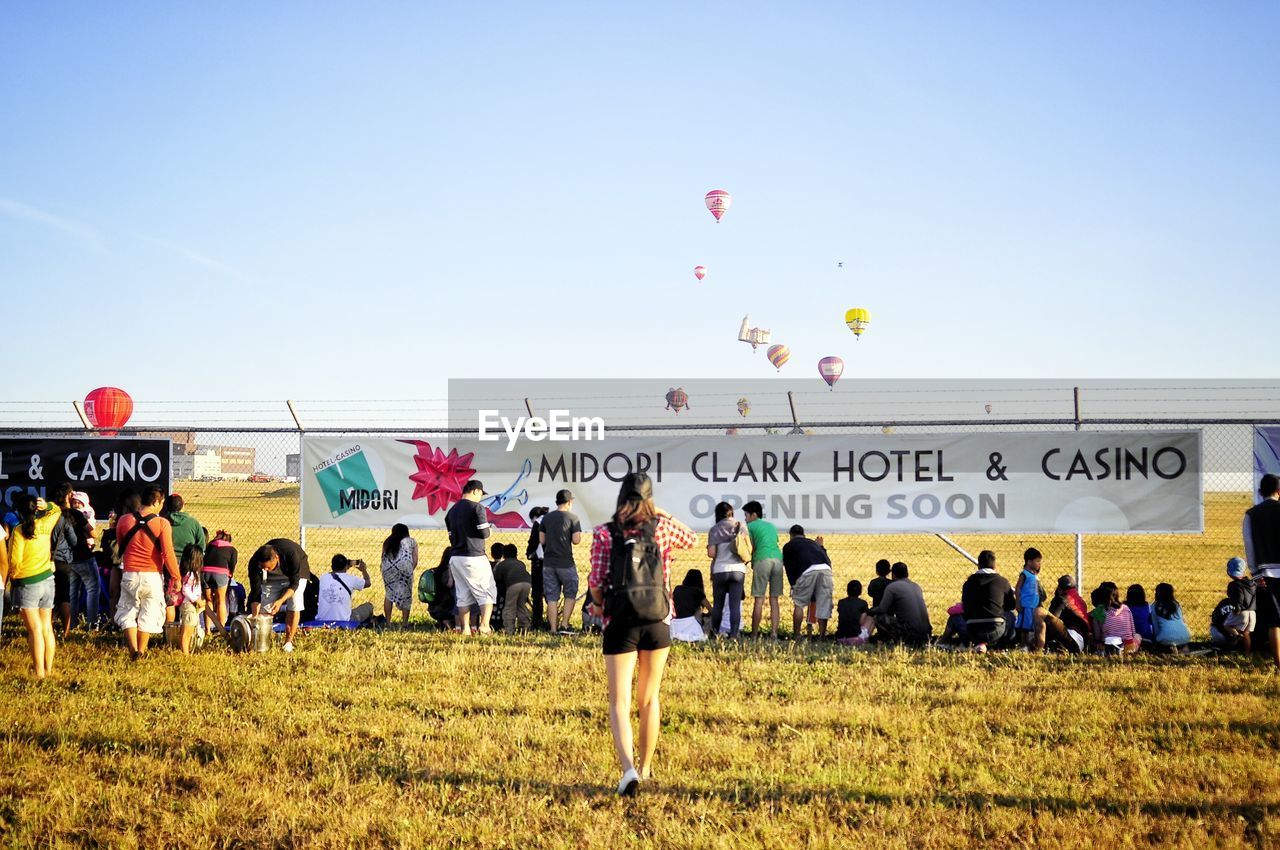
left=606, top=520, right=668, bottom=624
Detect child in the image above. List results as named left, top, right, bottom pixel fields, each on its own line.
left=866, top=560, right=892, bottom=609
left=1125, top=584, right=1154, bottom=643
left=1102, top=584, right=1141, bottom=655
left=939, top=602, right=966, bottom=646
left=835, top=580, right=870, bottom=644
left=1225, top=558, right=1256, bottom=653
left=1014, top=548, right=1045, bottom=650
left=177, top=544, right=207, bottom=655
left=1151, top=582, right=1191, bottom=653
left=1210, top=596, right=1240, bottom=651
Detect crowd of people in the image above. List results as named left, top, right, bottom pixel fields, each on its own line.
left=1, top=472, right=1278, bottom=794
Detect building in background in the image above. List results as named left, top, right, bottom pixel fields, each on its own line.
left=285, top=453, right=301, bottom=480
left=170, top=444, right=258, bottom=480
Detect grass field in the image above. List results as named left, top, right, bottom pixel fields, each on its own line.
left=0, top=483, right=1273, bottom=848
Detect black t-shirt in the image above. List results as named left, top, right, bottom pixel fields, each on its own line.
left=672, top=585, right=708, bottom=619
left=1228, top=578, right=1256, bottom=611
left=1211, top=598, right=1235, bottom=632
left=446, top=499, right=492, bottom=557
left=204, top=542, right=239, bottom=574
left=781, top=538, right=830, bottom=586
left=867, top=576, right=890, bottom=609
left=493, top=558, right=531, bottom=597
left=540, top=509, right=581, bottom=569
left=836, top=596, right=869, bottom=638
left=961, top=571, right=1015, bottom=622
left=248, top=538, right=310, bottom=593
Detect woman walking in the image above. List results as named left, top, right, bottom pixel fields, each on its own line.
left=587, top=473, right=696, bottom=796
left=4, top=495, right=61, bottom=679
left=381, top=523, right=418, bottom=625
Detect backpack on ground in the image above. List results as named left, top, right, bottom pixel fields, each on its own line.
left=418, top=569, right=437, bottom=604
left=606, top=520, right=668, bottom=624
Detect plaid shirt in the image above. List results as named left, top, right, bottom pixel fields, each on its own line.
left=588, top=515, right=697, bottom=628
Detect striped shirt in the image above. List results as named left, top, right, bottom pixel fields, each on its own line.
left=1102, top=604, right=1136, bottom=641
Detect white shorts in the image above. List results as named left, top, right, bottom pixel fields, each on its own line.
left=115, top=572, right=166, bottom=634
left=261, top=578, right=308, bottom=613
left=449, top=555, right=497, bottom=607
left=1225, top=610, right=1256, bottom=633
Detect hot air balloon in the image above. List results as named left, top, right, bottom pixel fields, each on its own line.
left=766, top=344, right=790, bottom=371
left=738, top=315, right=771, bottom=351
left=845, top=307, right=871, bottom=340
left=665, top=387, right=689, bottom=414
left=84, top=387, right=134, bottom=436
left=818, top=356, right=844, bottom=390
left=736, top=397, right=751, bottom=417
left=694, top=265, right=707, bottom=281
left=985, top=404, right=993, bottom=415
left=705, top=189, right=732, bottom=222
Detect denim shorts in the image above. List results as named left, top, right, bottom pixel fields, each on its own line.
left=202, top=571, right=231, bottom=590
left=13, top=576, right=56, bottom=610
left=543, top=564, right=579, bottom=602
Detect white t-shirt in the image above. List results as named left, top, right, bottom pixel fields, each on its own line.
left=316, top=572, right=368, bottom=621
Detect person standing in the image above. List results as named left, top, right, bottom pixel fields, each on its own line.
left=202, top=530, right=238, bottom=634
left=541, top=489, right=583, bottom=635
left=742, top=501, right=784, bottom=638
left=493, top=543, right=533, bottom=634
left=782, top=526, right=834, bottom=638
left=48, top=484, right=81, bottom=641
left=444, top=480, right=496, bottom=635
left=526, top=506, right=548, bottom=629
left=163, top=494, right=206, bottom=626
left=706, top=502, right=747, bottom=638
left=380, top=523, right=418, bottom=626
left=1244, top=473, right=1280, bottom=668
left=3, top=495, right=61, bottom=678
left=247, top=538, right=311, bottom=651
left=114, top=486, right=181, bottom=660
left=587, top=473, right=696, bottom=796
left=67, top=491, right=100, bottom=631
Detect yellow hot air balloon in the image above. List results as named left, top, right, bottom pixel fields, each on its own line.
left=845, top=307, right=870, bottom=340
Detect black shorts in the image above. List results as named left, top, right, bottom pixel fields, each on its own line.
left=602, top=618, right=671, bottom=656
left=53, top=562, right=73, bottom=606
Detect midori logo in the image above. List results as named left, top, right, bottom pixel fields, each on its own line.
left=478, top=409, right=606, bottom=451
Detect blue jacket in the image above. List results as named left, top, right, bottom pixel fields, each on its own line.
left=50, top=512, right=79, bottom=564
left=1152, top=605, right=1191, bottom=646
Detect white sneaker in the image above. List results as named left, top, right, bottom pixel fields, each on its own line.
left=617, top=768, right=639, bottom=796
left=282, top=641, right=294, bottom=653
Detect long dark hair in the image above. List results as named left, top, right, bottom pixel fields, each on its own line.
left=1154, top=582, right=1179, bottom=619
left=681, top=568, right=707, bottom=602
left=1125, top=584, right=1147, bottom=608
left=613, top=473, right=657, bottom=529
left=180, top=544, right=203, bottom=577
left=382, top=523, right=410, bottom=558
left=14, top=494, right=38, bottom=539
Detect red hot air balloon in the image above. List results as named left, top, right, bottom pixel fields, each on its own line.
left=84, top=387, right=134, bottom=436
left=665, top=387, right=690, bottom=414
left=705, top=189, right=732, bottom=222
left=694, top=265, right=707, bottom=281
left=818, top=356, right=844, bottom=390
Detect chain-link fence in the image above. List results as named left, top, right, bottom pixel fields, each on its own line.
left=2, top=413, right=1269, bottom=637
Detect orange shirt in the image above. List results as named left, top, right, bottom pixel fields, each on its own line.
left=116, top=512, right=180, bottom=581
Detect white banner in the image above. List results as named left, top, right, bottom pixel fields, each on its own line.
left=302, top=430, right=1202, bottom=534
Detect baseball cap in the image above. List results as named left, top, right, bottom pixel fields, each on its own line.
left=555, top=489, right=573, bottom=505
left=618, top=472, right=653, bottom=502
left=1057, top=575, right=1076, bottom=590
left=1227, top=557, right=1247, bottom=579
left=463, top=479, right=485, bottom=495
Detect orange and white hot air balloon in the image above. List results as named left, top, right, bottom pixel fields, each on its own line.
left=694, top=265, right=707, bottom=281
left=766, top=344, right=790, bottom=371
left=705, top=189, right=732, bottom=222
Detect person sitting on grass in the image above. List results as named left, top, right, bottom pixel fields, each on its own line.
left=867, top=559, right=892, bottom=609
left=492, top=543, right=532, bottom=634
left=427, top=548, right=457, bottom=630
left=863, top=562, right=932, bottom=647
left=1125, top=584, right=1155, bottom=645
left=1046, top=576, right=1091, bottom=654
left=939, top=602, right=966, bottom=646
left=176, top=544, right=207, bottom=654
left=1151, top=582, right=1191, bottom=653
left=670, top=569, right=711, bottom=643
left=1224, top=558, right=1256, bottom=653
left=835, top=580, right=869, bottom=645
left=316, top=555, right=373, bottom=625
left=1100, top=584, right=1141, bottom=655
left=960, top=550, right=1014, bottom=652
left=1210, top=595, right=1242, bottom=652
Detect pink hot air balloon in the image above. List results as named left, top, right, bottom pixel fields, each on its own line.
left=84, top=386, right=134, bottom=436
left=818, top=356, right=844, bottom=390
left=694, top=265, right=707, bottom=281
left=766, top=344, right=790, bottom=371
left=705, top=189, right=732, bottom=222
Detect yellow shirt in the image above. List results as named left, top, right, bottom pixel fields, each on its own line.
left=4, top=509, right=59, bottom=584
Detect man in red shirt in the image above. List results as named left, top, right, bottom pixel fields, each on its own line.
left=112, top=486, right=180, bottom=659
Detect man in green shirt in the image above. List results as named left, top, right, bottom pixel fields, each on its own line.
left=743, top=501, right=784, bottom=638
left=163, top=494, right=207, bottom=564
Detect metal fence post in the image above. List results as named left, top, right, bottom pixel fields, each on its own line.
left=1074, top=386, right=1084, bottom=590
left=287, top=401, right=306, bottom=549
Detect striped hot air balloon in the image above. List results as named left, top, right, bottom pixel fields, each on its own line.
left=694, top=265, right=707, bottom=281
left=84, top=387, right=134, bottom=436
left=766, top=344, right=790, bottom=371
left=818, top=356, right=844, bottom=390
left=705, top=189, right=732, bottom=222
left=665, top=387, right=689, bottom=413
left=845, top=307, right=871, bottom=339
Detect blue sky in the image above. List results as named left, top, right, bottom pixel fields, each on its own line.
left=2, top=1, right=1277, bottom=406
